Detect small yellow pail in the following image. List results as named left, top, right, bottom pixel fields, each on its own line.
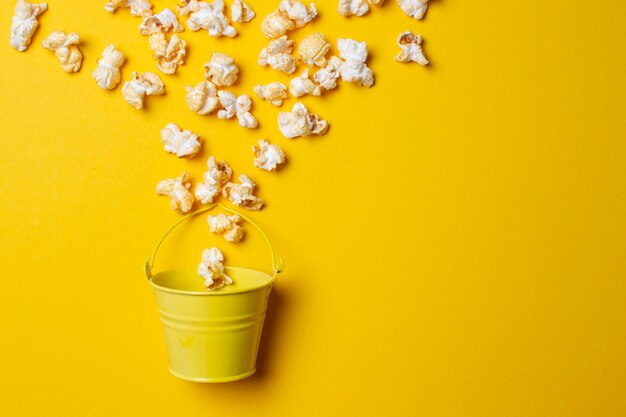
left=144, top=203, right=284, bottom=383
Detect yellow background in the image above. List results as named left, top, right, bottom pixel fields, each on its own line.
left=1, top=0, right=625, bottom=415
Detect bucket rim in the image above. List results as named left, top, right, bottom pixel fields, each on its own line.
left=149, top=266, right=275, bottom=296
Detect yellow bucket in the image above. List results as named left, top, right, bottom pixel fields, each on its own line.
left=144, top=203, right=284, bottom=383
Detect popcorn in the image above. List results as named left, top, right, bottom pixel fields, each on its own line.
left=216, top=90, right=236, bottom=119
left=204, top=52, right=238, bottom=87
left=231, top=0, right=255, bottom=23
left=278, top=102, right=328, bottom=138
left=139, top=8, right=184, bottom=35
left=313, top=56, right=342, bottom=91
left=369, top=0, right=385, bottom=4
left=222, top=174, right=264, bottom=210
left=155, top=171, right=195, bottom=214
left=394, top=31, right=428, bottom=65
left=337, top=0, right=369, bottom=17
left=104, top=0, right=153, bottom=17
left=10, top=1, right=47, bottom=52
left=260, top=9, right=294, bottom=40
left=337, top=38, right=374, bottom=88
left=41, top=31, right=83, bottom=73
left=253, top=82, right=288, bottom=107
left=397, top=0, right=428, bottom=20
left=297, top=32, right=330, bottom=67
left=122, top=72, right=165, bottom=110
left=177, top=0, right=236, bottom=38
left=195, top=156, right=232, bottom=204
left=197, top=247, right=232, bottom=290
left=149, top=33, right=186, bottom=74
left=208, top=214, right=245, bottom=242
left=253, top=139, right=286, bottom=172
left=93, top=45, right=125, bottom=90
left=289, top=69, right=321, bottom=98
left=279, top=0, right=317, bottom=29
left=259, top=35, right=296, bottom=74
left=235, top=95, right=258, bottom=129
left=160, top=123, right=202, bottom=158
left=185, top=81, right=219, bottom=115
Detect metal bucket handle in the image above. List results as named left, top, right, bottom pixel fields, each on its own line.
left=144, top=203, right=285, bottom=280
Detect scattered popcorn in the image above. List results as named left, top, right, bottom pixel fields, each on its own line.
left=260, top=9, right=294, bottom=40
left=253, top=139, right=286, bottom=172
left=139, top=8, right=184, bottom=35
left=222, top=174, right=264, bottom=210
left=394, top=31, right=428, bottom=65
left=104, top=0, right=153, bottom=17
left=204, top=52, right=238, bottom=87
left=289, top=69, right=321, bottom=98
left=41, top=31, right=83, bottom=73
left=231, top=0, right=255, bottom=23
left=122, top=71, right=165, bottom=110
left=297, top=32, right=330, bottom=67
left=156, top=171, right=195, bottom=214
left=10, top=0, right=47, bottom=52
left=185, top=81, right=219, bottom=115
left=93, top=45, right=125, bottom=90
left=259, top=35, right=296, bottom=74
left=235, top=95, right=258, bottom=129
left=397, top=0, right=428, bottom=20
left=197, top=247, right=232, bottom=290
left=253, top=82, right=288, bottom=107
left=338, top=0, right=369, bottom=17
left=177, top=0, right=236, bottom=38
left=195, top=156, right=232, bottom=204
left=149, top=32, right=187, bottom=74
left=208, top=214, right=245, bottom=242
left=313, top=56, right=342, bottom=91
left=160, top=123, right=202, bottom=158
left=279, top=0, right=317, bottom=29
left=337, top=38, right=374, bottom=88
left=278, top=102, right=328, bottom=138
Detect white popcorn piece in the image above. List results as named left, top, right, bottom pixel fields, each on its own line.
left=395, top=31, right=428, bottom=65
left=156, top=171, right=195, bottom=214
left=217, top=90, right=237, bottom=120
left=260, top=9, right=294, bottom=40
left=208, top=214, right=245, bottom=242
left=41, top=31, right=83, bottom=73
left=149, top=32, right=187, bottom=74
left=289, top=69, right=321, bottom=98
left=10, top=1, right=47, bottom=52
left=204, top=52, right=238, bottom=87
left=337, top=38, right=374, bottom=88
left=338, top=0, right=368, bottom=17
left=104, top=0, right=153, bottom=17
left=297, top=32, right=330, bottom=67
left=185, top=81, right=219, bottom=115
left=122, top=72, right=165, bottom=110
left=278, top=102, right=328, bottom=138
left=397, top=0, right=428, bottom=20
left=195, top=156, right=232, bottom=204
left=231, top=0, right=255, bottom=23
left=235, top=95, right=258, bottom=129
left=197, top=247, right=232, bottom=290
left=139, top=8, right=184, bottom=35
left=369, top=0, right=385, bottom=4
left=222, top=174, right=264, bottom=210
left=279, top=0, right=317, bottom=29
left=161, top=123, right=202, bottom=159
left=177, top=0, right=236, bottom=38
left=313, top=56, right=342, bottom=91
left=253, top=82, right=288, bottom=107
left=253, top=139, right=286, bottom=172
left=93, top=45, right=125, bottom=90
left=259, top=35, right=296, bottom=74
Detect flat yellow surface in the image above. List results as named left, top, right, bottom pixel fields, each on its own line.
left=1, top=1, right=625, bottom=415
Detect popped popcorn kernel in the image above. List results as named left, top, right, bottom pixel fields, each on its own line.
left=397, top=0, right=428, bottom=20
left=253, top=139, right=286, bottom=172
left=104, top=0, right=153, bottom=17
left=197, top=247, right=233, bottom=290
left=41, top=31, right=83, bottom=73
left=222, top=174, right=264, bottom=210
left=394, top=31, right=428, bottom=65
left=156, top=171, right=195, bottom=214
left=10, top=0, right=47, bottom=52
left=178, top=0, right=236, bottom=38
left=313, top=56, right=342, bottom=91
left=139, top=8, right=184, bottom=35
left=149, top=32, right=187, bottom=74
left=253, top=82, right=288, bottom=107
left=231, top=0, right=255, bottom=23
left=195, top=156, right=232, bottom=204
left=122, top=71, right=165, bottom=110
left=289, top=69, right=321, bottom=98
left=185, top=81, right=219, bottom=115
left=161, top=123, right=202, bottom=159
left=259, top=35, right=296, bottom=74
left=93, top=45, right=125, bottom=90
left=337, top=38, right=374, bottom=88
left=278, top=102, right=328, bottom=138
left=208, top=214, right=245, bottom=242
left=297, top=32, right=330, bottom=67
left=204, top=52, right=239, bottom=87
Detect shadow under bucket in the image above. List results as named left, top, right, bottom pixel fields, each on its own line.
left=145, top=204, right=284, bottom=383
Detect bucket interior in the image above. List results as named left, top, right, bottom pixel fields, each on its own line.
left=150, top=266, right=274, bottom=295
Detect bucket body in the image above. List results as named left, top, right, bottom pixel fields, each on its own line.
left=150, top=266, right=274, bottom=382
